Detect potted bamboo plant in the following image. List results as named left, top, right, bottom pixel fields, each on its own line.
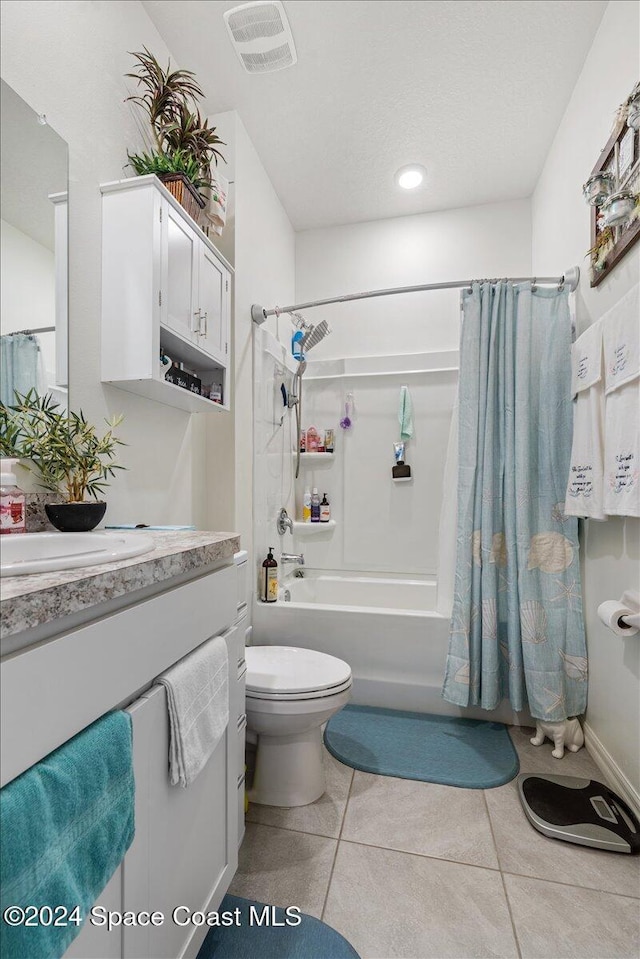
left=0, top=391, right=125, bottom=532
left=126, top=48, right=225, bottom=221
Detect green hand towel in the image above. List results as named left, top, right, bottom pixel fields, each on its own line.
left=398, top=385, right=414, bottom=440
left=0, top=711, right=135, bottom=959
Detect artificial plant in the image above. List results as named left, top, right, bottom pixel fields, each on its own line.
left=0, top=390, right=125, bottom=503
left=126, top=47, right=225, bottom=196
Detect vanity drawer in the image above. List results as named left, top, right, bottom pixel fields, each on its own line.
left=237, top=659, right=247, bottom=713
left=237, top=774, right=246, bottom=847
left=220, top=622, right=240, bottom=672
left=235, top=550, right=249, bottom=616
left=237, top=713, right=247, bottom=773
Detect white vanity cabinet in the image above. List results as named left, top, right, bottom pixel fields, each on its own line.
left=101, top=175, right=232, bottom=413
left=1, top=552, right=243, bottom=959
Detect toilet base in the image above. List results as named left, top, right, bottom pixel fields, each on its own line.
left=250, top=726, right=325, bottom=807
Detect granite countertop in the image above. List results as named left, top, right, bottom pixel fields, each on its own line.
left=0, top=530, right=241, bottom=639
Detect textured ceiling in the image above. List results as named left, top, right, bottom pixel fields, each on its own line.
left=142, top=0, right=606, bottom=230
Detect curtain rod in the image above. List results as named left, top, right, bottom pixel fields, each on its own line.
left=2, top=326, right=55, bottom=336
left=251, top=266, right=580, bottom=324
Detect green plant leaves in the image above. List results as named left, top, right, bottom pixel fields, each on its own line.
left=0, top=390, right=126, bottom=503
left=126, top=47, right=225, bottom=194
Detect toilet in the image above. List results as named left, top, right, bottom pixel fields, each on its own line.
left=245, top=645, right=352, bottom=807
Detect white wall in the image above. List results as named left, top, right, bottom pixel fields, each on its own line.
left=296, top=199, right=532, bottom=358
left=203, top=113, right=296, bottom=581
left=532, top=0, right=640, bottom=803
left=0, top=0, right=213, bottom=526
left=290, top=200, right=531, bottom=575
left=1, top=218, right=56, bottom=382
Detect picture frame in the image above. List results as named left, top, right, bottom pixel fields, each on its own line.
left=588, top=111, right=640, bottom=288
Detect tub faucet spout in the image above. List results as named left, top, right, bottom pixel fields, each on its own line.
left=281, top=552, right=305, bottom=566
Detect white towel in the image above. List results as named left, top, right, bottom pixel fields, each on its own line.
left=205, top=170, right=228, bottom=236
left=603, top=284, right=640, bottom=392
left=603, top=285, right=640, bottom=518
left=156, top=635, right=229, bottom=787
left=565, top=319, right=606, bottom=519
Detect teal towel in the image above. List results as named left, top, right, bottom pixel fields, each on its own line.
left=0, top=711, right=135, bottom=959
left=398, top=385, right=413, bottom=440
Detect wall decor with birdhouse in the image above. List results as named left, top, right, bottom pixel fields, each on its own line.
left=583, top=81, right=640, bottom=287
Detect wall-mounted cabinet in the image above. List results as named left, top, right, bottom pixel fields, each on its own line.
left=101, top=175, right=233, bottom=413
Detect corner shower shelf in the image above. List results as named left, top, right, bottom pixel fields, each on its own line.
left=295, top=453, right=335, bottom=463
left=292, top=521, right=336, bottom=533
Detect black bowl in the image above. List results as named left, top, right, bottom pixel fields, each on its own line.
left=45, top=502, right=107, bottom=533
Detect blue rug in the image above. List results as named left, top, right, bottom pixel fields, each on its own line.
left=197, top=894, right=360, bottom=959
left=324, top=704, right=519, bottom=789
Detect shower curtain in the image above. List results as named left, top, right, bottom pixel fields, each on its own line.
left=442, top=282, right=587, bottom=722
left=0, top=333, right=42, bottom=406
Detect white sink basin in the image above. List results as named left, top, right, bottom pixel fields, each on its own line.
left=0, top=531, right=155, bottom=577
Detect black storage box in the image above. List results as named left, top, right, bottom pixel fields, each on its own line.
left=165, top=365, right=202, bottom=395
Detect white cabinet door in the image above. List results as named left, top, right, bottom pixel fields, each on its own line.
left=63, top=871, right=123, bottom=959
left=196, top=244, right=228, bottom=362
left=163, top=201, right=199, bottom=344
left=123, top=684, right=233, bottom=959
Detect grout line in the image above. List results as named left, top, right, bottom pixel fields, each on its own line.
left=244, top=818, right=339, bottom=842
left=320, top=766, right=354, bottom=921
left=483, top=790, right=523, bottom=959
left=337, top=836, right=506, bottom=876
left=331, top=834, right=502, bottom=871
left=499, top=868, right=640, bottom=901
left=245, top=814, right=340, bottom=842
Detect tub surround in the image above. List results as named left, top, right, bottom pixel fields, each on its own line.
left=254, top=568, right=531, bottom=727
left=0, top=529, right=240, bottom=641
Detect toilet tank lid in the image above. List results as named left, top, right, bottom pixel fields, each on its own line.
left=245, top=645, right=351, bottom=695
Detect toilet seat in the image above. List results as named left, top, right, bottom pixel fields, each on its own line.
left=246, top=676, right=353, bottom=702
left=245, top=645, right=352, bottom=700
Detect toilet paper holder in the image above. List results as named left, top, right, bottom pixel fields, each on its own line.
left=597, top=591, right=640, bottom=636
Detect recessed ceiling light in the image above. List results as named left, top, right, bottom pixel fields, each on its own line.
left=395, top=165, right=426, bottom=190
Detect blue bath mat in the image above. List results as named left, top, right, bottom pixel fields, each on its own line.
left=198, top=894, right=360, bottom=959
left=324, top=705, right=519, bottom=789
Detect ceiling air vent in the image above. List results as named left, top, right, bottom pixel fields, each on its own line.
left=224, top=1, right=297, bottom=74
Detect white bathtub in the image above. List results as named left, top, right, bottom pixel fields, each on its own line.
left=252, top=569, right=524, bottom=723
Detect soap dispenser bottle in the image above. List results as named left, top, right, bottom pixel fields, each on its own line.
left=260, top=547, right=278, bottom=603
left=0, top=459, right=26, bottom=534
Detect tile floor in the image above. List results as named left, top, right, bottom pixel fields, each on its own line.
left=229, top=727, right=640, bottom=959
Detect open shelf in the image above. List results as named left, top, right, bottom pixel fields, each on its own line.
left=292, top=521, right=336, bottom=533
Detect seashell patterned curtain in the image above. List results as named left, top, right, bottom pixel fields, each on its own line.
left=442, top=282, right=587, bottom=722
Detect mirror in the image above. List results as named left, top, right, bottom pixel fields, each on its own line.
left=1, top=79, right=68, bottom=408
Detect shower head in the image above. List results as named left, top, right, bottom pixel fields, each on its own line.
left=300, top=319, right=331, bottom=353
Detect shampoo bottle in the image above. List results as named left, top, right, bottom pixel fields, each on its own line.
left=320, top=493, right=331, bottom=522
left=0, top=459, right=26, bottom=535
left=311, top=488, right=320, bottom=523
left=303, top=487, right=312, bottom=523
left=261, top=547, right=278, bottom=603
